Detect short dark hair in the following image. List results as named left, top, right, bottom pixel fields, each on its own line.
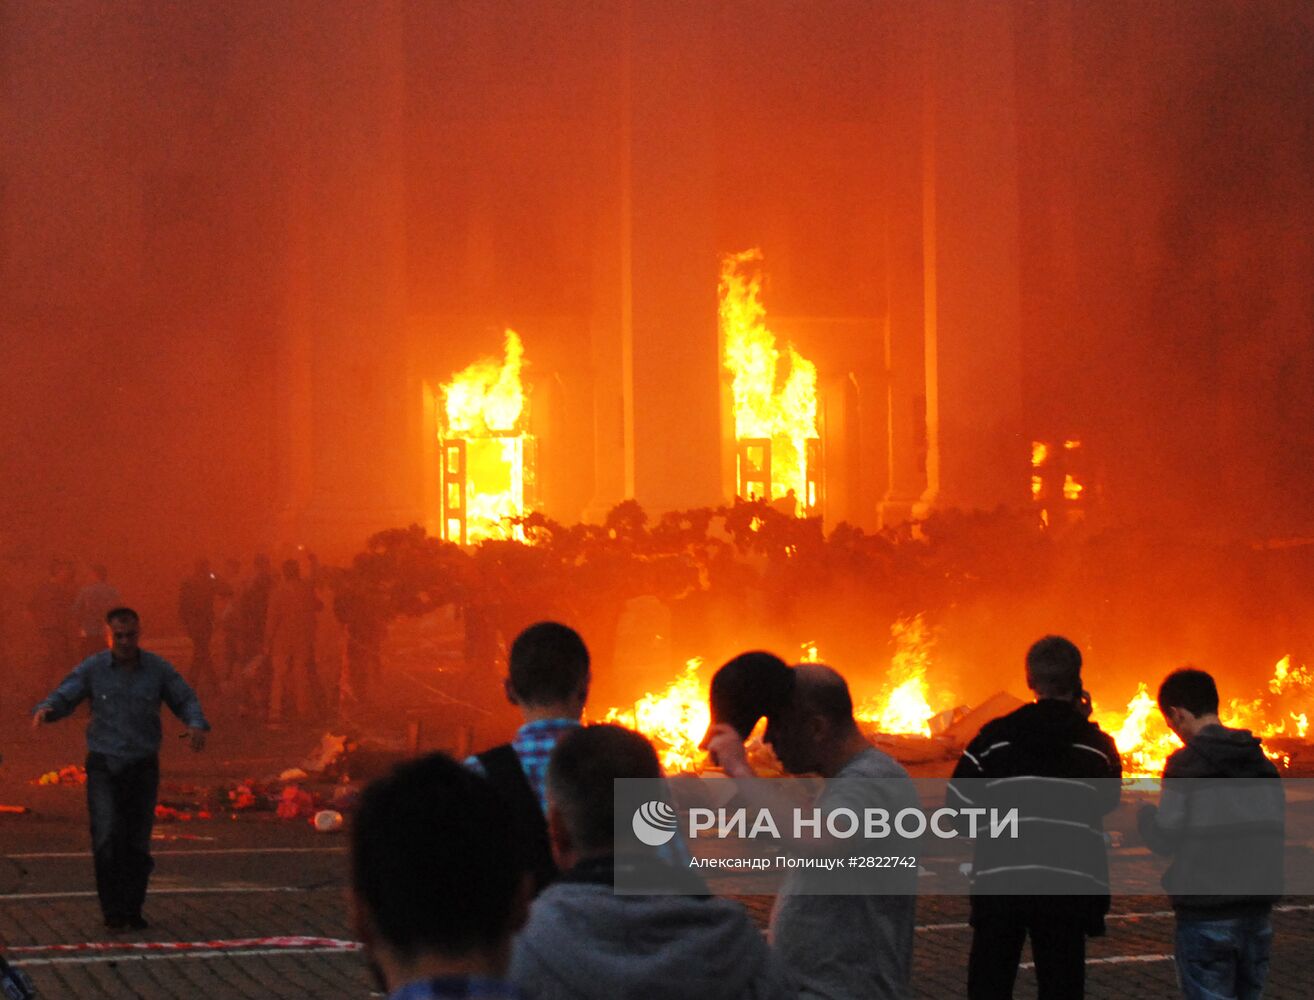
left=548, top=724, right=661, bottom=854
left=106, top=607, right=140, bottom=626
left=1025, top=635, right=1083, bottom=698
left=351, top=753, right=521, bottom=962
left=508, top=622, right=589, bottom=705
left=1158, top=667, right=1219, bottom=717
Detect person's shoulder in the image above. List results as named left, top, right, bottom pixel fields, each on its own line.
left=844, top=746, right=912, bottom=781
left=141, top=650, right=179, bottom=673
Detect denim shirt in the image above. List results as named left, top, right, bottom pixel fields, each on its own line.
left=36, top=650, right=209, bottom=764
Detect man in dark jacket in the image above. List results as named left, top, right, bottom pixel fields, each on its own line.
left=1138, top=668, right=1284, bottom=1000
left=948, top=635, right=1122, bottom=1000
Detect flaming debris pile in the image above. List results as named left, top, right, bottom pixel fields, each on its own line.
left=328, top=501, right=1314, bottom=778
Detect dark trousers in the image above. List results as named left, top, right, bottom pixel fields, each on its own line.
left=969, top=898, right=1087, bottom=999
left=85, top=753, right=158, bottom=921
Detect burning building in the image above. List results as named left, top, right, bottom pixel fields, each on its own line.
left=3, top=0, right=1313, bottom=740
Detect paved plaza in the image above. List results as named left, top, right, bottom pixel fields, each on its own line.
left=3, top=719, right=1311, bottom=998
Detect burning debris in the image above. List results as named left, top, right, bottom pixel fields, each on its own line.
left=1093, top=655, right=1314, bottom=776
left=855, top=615, right=945, bottom=738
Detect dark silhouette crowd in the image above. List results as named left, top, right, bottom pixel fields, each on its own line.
left=351, top=622, right=1285, bottom=1000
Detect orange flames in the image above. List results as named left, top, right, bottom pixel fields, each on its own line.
left=720, top=249, right=819, bottom=516
left=439, top=329, right=532, bottom=542
left=603, top=627, right=945, bottom=773
left=602, top=658, right=711, bottom=774
left=856, top=615, right=941, bottom=737
left=1095, top=655, right=1313, bottom=776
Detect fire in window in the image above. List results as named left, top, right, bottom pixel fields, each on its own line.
left=439, top=329, right=536, bottom=544
left=720, top=249, right=821, bottom=517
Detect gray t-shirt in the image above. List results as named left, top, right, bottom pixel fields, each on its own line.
left=769, top=747, right=918, bottom=1000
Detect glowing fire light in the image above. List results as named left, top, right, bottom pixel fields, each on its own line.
left=856, top=615, right=939, bottom=737
left=720, top=249, right=819, bottom=517
left=439, top=329, right=533, bottom=543
left=1062, top=474, right=1084, bottom=501
left=603, top=658, right=710, bottom=773
left=1031, top=442, right=1049, bottom=466
left=1096, top=655, right=1313, bottom=776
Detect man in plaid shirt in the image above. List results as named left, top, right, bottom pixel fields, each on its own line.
left=466, top=622, right=590, bottom=889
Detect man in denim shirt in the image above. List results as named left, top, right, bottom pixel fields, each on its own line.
left=32, top=607, right=209, bottom=930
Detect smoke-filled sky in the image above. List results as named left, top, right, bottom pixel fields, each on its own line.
left=1, top=1, right=1311, bottom=623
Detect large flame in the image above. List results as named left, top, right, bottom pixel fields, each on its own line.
left=856, top=615, right=939, bottom=737
left=720, top=249, right=818, bottom=516
left=603, top=658, right=711, bottom=774
left=440, top=330, right=530, bottom=541
left=1096, top=655, right=1313, bottom=776
left=443, top=329, right=525, bottom=435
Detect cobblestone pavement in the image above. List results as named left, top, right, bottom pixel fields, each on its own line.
left=4, top=724, right=1313, bottom=998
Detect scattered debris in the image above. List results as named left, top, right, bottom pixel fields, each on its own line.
left=33, top=765, right=86, bottom=786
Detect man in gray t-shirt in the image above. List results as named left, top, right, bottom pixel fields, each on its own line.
left=707, top=663, right=918, bottom=1000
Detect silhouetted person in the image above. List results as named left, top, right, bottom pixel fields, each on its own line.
left=178, top=558, right=220, bottom=689
left=28, top=559, right=76, bottom=688
left=264, top=558, right=319, bottom=724
left=72, top=564, right=120, bottom=660
left=948, top=636, right=1121, bottom=1000
left=1139, top=668, right=1284, bottom=1000
left=32, top=607, right=209, bottom=930
left=707, top=661, right=919, bottom=1000
left=466, top=622, right=590, bottom=891
left=215, top=558, right=243, bottom=685
left=351, top=753, right=530, bottom=999
left=238, top=554, right=274, bottom=663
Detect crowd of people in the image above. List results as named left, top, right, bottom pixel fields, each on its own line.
left=18, top=553, right=336, bottom=726
left=351, top=622, right=1285, bottom=1000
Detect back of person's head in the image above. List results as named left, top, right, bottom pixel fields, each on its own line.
left=792, top=663, right=857, bottom=731
left=508, top=621, right=590, bottom=706
left=352, top=753, right=523, bottom=965
left=1158, top=667, right=1219, bottom=717
left=1025, top=635, right=1083, bottom=699
left=548, top=724, right=661, bottom=856
left=281, top=558, right=300, bottom=580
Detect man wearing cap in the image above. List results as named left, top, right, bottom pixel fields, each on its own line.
left=706, top=657, right=919, bottom=1000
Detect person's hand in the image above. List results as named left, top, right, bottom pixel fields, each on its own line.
left=188, top=728, right=208, bottom=752
left=704, top=723, right=754, bottom=779
left=31, top=707, right=50, bottom=728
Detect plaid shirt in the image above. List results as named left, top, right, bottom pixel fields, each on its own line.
left=465, top=718, right=581, bottom=815
left=388, top=977, right=525, bottom=1000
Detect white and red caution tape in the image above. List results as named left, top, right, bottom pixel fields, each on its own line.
left=9, top=936, right=360, bottom=956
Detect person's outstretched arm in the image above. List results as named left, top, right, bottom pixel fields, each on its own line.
left=31, top=662, right=93, bottom=727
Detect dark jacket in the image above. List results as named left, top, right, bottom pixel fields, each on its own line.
left=948, top=699, right=1122, bottom=933
left=1138, top=723, right=1284, bottom=918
